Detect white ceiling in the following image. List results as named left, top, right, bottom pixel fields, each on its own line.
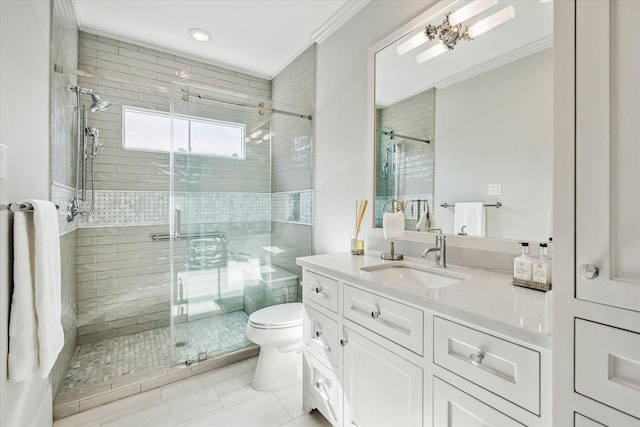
left=72, top=0, right=368, bottom=79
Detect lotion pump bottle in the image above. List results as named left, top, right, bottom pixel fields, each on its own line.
left=533, top=243, right=552, bottom=285
left=514, top=242, right=533, bottom=280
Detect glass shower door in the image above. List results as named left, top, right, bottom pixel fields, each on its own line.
left=169, top=83, right=275, bottom=365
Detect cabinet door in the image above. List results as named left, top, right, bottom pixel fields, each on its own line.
left=575, top=0, right=640, bottom=311
left=433, top=377, right=524, bottom=427
left=342, top=328, right=422, bottom=427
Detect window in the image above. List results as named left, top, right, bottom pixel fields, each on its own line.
left=123, top=106, right=245, bottom=158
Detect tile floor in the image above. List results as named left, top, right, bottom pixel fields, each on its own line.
left=62, top=311, right=253, bottom=391
left=54, top=356, right=330, bottom=427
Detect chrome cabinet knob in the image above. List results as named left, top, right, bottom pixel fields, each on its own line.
left=313, top=285, right=323, bottom=294
left=371, top=310, right=381, bottom=319
left=469, top=352, right=485, bottom=366
left=340, top=338, right=348, bottom=346
left=579, top=264, right=599, bottom=280
left=315, top=330, right=323, bottom=338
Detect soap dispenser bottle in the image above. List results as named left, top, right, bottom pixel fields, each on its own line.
left=533, top=242, right=552, bottom=285
left=514, top=242, right=533, bottom=281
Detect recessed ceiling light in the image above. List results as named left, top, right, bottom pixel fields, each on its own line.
left=188, top=28, right=212, bottom=42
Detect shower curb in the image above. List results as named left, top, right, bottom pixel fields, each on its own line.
left=53, top=345, right=259, bottom=420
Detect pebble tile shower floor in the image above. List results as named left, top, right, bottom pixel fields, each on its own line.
left=61, top=311, right=252, bottom=391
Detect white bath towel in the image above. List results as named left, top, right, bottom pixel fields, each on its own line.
left=8, top=200, right=64, bottom=381
left=454, top=202, right=486, bottom=237
left=383, top=211, right=405, bottom=240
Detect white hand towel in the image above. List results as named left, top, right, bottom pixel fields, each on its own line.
left=416, top=210, right=430, bottom=232
left=383, top=211, right=405, bottom=240
left=454, top=202, right=486, bottom=237
left=8, top=200, right=64, bottom=381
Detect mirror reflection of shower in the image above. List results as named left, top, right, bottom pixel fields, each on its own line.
left=67, top=85, right=113, bottom=222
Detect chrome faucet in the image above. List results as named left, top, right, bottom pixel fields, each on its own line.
left=422, top=229, right=446, bottom=268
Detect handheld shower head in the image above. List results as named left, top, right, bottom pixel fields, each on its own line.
left=86, top=127, right=101, bottom=156
left=89, top=93, right=113, bottom=112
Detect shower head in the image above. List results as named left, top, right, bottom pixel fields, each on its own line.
left=89, top=93, right=113, bottom=112
left=69, top=86, right=113, bottom=112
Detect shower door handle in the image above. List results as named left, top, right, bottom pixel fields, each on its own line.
left=174, top=207, right=182, bottom=240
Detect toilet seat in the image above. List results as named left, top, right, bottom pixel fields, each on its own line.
left=248, top=302, right=303, bottom=329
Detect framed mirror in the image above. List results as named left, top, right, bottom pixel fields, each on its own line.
left=373, top=0, right=553, bottom=242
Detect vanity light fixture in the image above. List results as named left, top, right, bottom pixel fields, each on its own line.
left=396, top=0, right=497, bottom=56
left=188, top=28, right=212, bottom=42
left=415, top=4, right=515, bottom=64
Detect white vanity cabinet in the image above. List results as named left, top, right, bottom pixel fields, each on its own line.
left=300, top=266, right=550, bottom=427
left=432, top=378, right=525, bottom=427
left=553, top=1, right=640, bottom=425
left=342, top=327, right=423, bottom=427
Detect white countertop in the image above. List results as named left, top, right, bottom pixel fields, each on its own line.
left=297, top=252, right=551, bottom=350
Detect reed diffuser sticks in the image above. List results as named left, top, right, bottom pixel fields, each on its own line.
left=355, top=200, right=368, bottom=237
left=351, top=200, right=368, bottom=255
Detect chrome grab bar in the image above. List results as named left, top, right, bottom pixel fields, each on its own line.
left=151, top=231, right=226, bottom=241
left=174, top=207, right=181, bottom=240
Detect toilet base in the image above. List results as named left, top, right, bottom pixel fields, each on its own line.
left=252, top=346, right=302, bottom=391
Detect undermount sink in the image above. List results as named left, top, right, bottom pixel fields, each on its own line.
left=360, top=262, right=470, bottom=289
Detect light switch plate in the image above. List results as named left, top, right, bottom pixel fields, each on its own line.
left=0, top=144, right=7, bottom=179
left=488, top=183, right=501, bottom=196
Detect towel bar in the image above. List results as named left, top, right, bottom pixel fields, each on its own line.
left=2, top=203, right=60, bottom=212
left=440, top=202, right=502, bottom=209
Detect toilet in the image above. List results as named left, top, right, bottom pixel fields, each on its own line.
left=245, top=302, right=303, bottom=391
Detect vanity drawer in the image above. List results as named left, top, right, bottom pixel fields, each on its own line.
left=303, top=270, right=338, bottom=313
left=343, top=284, right=423, bottom=355
left=303, top=304, right=339, bottom=367
left=433, top=316, right=540, bottom=414
left=303, top=351, right=340, bottom=426
left=575, top=318, right=640, bottom=419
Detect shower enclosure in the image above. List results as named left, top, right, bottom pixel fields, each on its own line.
left=165, top=83, right=313, bottom=365
left=57, top=77, right=313, bottom=400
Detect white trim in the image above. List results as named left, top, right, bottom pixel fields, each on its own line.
left=311, top=0, right=372, bottom=44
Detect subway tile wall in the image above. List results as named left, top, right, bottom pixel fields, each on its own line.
left=270, top=44, right=315, bottom=279
left=375, top=89, right=435, bottom=227
left=47, top=28, right=315, bottom=346
left=376, top=89, right=435, bottom=197
left=271, top=45, right=315, bottom=193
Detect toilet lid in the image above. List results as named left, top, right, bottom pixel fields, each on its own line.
left=249, top=303, right=303, bottom=328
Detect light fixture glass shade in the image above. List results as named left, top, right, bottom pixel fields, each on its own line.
left=416, top=42, right=448, bottom=64
left=467, top=5, right=515, bottom=38
left=448, top=0, right=498, bottom=26
left=396, top=31, right=428, bottom=56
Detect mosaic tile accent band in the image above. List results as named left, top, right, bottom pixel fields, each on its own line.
left=70, top=190, right=313, bottom=227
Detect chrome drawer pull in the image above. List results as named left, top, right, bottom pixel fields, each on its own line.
left=470, top=352, right=485, bottom=366
left=340, top=338, right=348, bottom=346
left=371, top=309, right=381, bottom=319
left=315, top=330, right=323, bottom=338
left=313, top=284, right=324, bottom=294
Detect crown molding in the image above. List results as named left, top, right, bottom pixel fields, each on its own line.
left=310, top=0, right=372, bottom=44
